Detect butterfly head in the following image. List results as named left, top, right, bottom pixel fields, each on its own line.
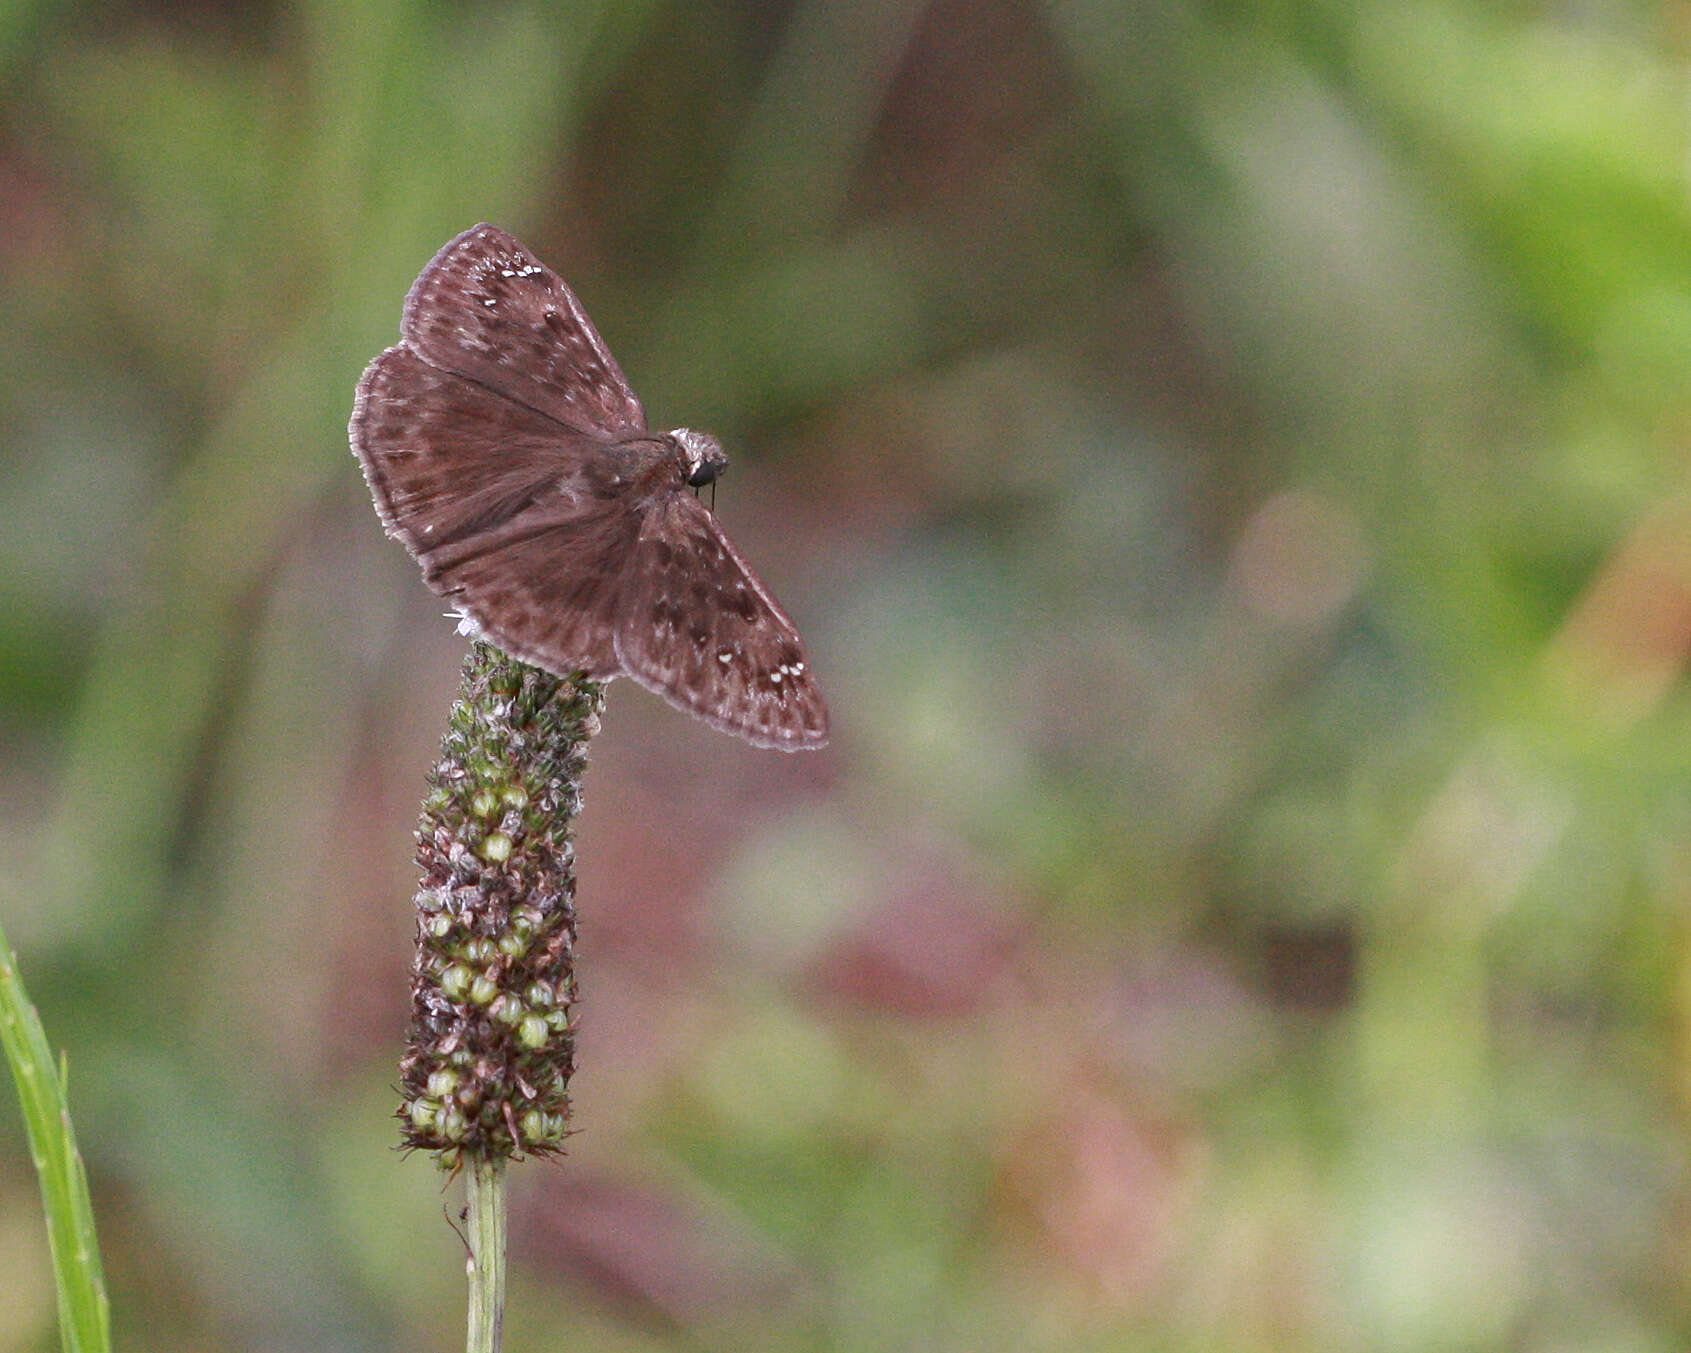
left=669, top=428, right=728, bottom=489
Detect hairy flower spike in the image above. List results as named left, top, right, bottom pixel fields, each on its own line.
left=398, top=641, right=603, bottom=1165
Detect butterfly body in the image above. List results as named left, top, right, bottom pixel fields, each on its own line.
left=351, top=225, right=829, bottom=750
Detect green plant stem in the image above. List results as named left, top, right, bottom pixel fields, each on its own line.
left=465, top=1154, right=507, bottom=1353
left=0, top=918, right=111, bottom=1353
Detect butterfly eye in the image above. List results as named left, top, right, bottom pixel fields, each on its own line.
left=671, top=428, right=728, bottom=488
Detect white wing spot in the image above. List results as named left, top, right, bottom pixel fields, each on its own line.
left=482, top=298, right=497, bottom=307
left=770, top=671, right=783, bottom=685
left=717, top=650, right=733, bottom=665
left=499, top=269, right=516, bottom=278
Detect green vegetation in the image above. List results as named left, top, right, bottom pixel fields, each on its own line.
left=4, top=1, right=1691, bottom=1349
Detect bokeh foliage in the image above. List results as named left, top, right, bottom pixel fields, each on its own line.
left=4, top=0, right=1691, bottom=1349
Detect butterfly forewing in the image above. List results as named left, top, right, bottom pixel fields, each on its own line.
left=401, top=224, right=647, bottom=440
left=615, top=493, right=829, bottom=750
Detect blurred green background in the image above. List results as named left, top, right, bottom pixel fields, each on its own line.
left=5, top=0, right=1691, bottom=1349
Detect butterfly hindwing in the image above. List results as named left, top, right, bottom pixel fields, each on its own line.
left=351, top=344, right=637, bottom=677
left=425, top=507, right=638, bottom=680
left=354, top=346, right=603, bottom=552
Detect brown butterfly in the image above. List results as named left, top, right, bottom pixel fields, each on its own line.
left=349, top=224, right=829, bottom=750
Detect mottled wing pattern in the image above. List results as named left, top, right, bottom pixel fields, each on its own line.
left=615, top=492, right=829, bottom=749
left=400, top=223, right=647, bottom=439
left=351, top=344, right=635, bottom=677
